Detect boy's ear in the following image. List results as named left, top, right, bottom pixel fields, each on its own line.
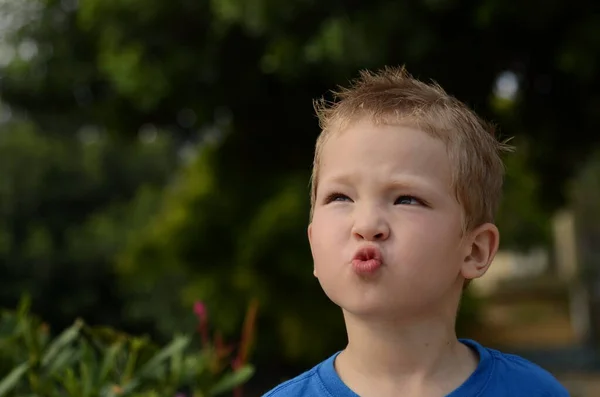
left=307, top=223, right=317, bottom=277
left=460, top=223, right=500, bottom=281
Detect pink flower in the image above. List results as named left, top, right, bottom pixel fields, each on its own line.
left=193, top=300, right=209, bottom=346
left=193, top=301, right=207, bottom=322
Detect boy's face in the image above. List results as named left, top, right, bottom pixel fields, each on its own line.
left=308, top=119, right=473, bottom=318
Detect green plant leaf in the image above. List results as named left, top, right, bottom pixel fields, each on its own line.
left=209, top=365, right=255, bottom=396
left=169, top=344, right=183, bottom=384
left=19, top=311, right=39, bottom=365
left=99, top=342, right=123, bottom=383
left=16, top=296, right=31, bottom=318
left=58, top=368, right=80, bottom=396
left=118, top=335, right=190, bottom=394
left=80, top=357, right=93, bottom=397
left=46, top=347, right=80, bottom=375
left=0, top=362, right=29, bottom=396
left=135, top=335, right=190, bottom=379
left=41, top=320, right=83, bottom=367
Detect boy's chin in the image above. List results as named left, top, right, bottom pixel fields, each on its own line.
left=338, top=300, right=426, bottom=321
left=337, top=295, right=460, bottom=323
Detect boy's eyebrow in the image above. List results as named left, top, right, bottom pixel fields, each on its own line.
left=385, top=177, right=444, bottom=197
left=319, top=173, right=355, bottom=186
left=320, top=173, right=446, bottom=195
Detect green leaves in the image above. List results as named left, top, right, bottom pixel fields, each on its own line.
left=0, top=363, right=28, bottom=396
left=209, top=365, right=254, bottom=396
left=41, top=321, right=83, bottom=367
left=0, top=298, right=253, bottom=397
left=0, top=122, right=178, bottom=339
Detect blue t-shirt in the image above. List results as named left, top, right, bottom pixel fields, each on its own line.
left=263, top=339, right=570, bottom=396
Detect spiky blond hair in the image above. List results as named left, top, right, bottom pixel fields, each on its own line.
left=310, top=66, right=513, bottom=232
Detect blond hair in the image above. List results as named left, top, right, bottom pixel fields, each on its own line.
left=310, top=66, right=513, bottom=232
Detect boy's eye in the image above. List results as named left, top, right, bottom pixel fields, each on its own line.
left=324, top=193, right=351, bottom=204
left=395, top=195, right=420, bottom=205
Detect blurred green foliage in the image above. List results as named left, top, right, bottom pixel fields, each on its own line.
left=496, top=138, right=553, bottom=250
left=0, top=121, right=177, bottom=331
left=0, top=297, right=253, bottom=396
left=0, top=0, right=598, bottom=376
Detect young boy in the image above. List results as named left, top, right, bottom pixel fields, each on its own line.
left=264, top=67, right=569, bottom=397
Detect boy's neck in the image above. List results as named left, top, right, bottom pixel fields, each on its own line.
left=335, top=308, right=478, bottom=397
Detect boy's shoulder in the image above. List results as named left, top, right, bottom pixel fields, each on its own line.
left=480, top=342, right=569, bottom=396
left=262, top=352, right=342, bottom=397
left=262, top=368, right=321, bottom=397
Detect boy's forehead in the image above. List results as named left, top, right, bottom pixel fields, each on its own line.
left=317, top=120, right=453, bottom=188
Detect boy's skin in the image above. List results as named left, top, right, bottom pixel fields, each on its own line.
left=307, top=118, right=500, bottom=397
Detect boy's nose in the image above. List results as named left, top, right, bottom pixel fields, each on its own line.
left=351, top=209, right=390, bottom=241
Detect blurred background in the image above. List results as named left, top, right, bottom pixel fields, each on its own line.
left=0, top=0, right=599, bottom=395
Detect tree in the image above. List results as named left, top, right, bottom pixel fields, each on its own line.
left=0, top=119, right=178, bottom=331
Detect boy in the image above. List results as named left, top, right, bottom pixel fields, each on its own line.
left=264, top=67, right=569, bottom=397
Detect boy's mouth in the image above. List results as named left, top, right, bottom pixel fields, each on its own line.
left=351, top=246, right=383, bottom=275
